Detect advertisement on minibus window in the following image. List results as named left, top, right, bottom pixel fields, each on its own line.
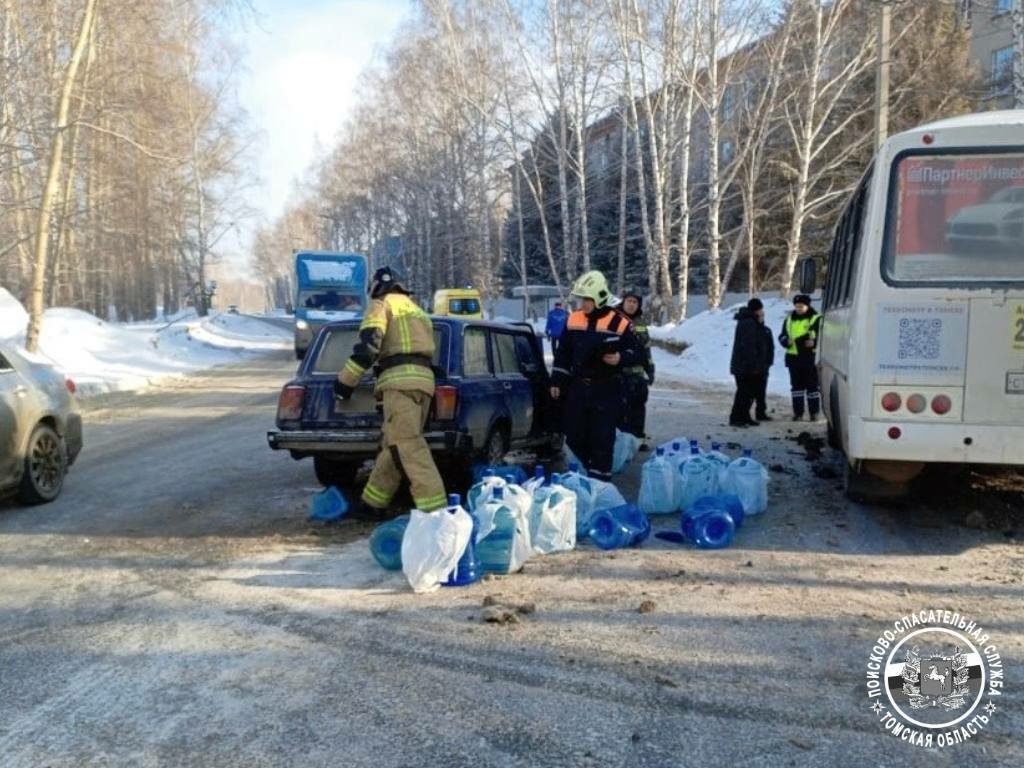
left=887, top=154, right=1024, bottom=282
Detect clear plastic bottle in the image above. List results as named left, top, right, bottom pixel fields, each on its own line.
left=639, top=447, right=679, bottom=515
left=476, top=487, right=531, bottom=574
left=442, top=494, right=481, bottom=586
left=726, top=449, right=769, bottom=516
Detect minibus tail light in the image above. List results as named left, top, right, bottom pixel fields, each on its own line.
left=881, top=392, right=901, bottom=412
left=931, top=395, right=952, bottom=415
left=277, top=385, right=305, bottom=421
left=888, top=427, right=902, bottom=440
left=434, top=385, right=458, bottom=421
left=906, top=394, right=927, bottom=414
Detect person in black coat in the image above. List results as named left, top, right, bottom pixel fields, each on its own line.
left=729, top=297, right=770, bottom=427
left=754, top=301, right=775, bottom=421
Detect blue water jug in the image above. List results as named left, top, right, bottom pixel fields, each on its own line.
left=476, top=486, right=530, bottom=574
left=725, top=449, right=769, bottom=516
left=369, top=514, right=410, bottom=570
left=682, top=500, right=736, bottom=549
left=309, top=486, right=349, bottom=522
left=443, top=494, right=481, bottom=587
left=588, top=504, right=650, bottom=550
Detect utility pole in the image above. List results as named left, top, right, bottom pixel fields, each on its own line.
left=874, top=0, right=891, bottom=151
left=1014, top=0, right=1024, bottom=108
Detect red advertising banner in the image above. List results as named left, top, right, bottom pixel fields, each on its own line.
left=895, top=156, right=1024, bottom=257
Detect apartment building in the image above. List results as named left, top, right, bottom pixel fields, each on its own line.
left=964, top=0, right=1018, bottom=106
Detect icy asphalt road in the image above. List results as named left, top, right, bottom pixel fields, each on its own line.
left=1, top=350, right=1022, bottom=767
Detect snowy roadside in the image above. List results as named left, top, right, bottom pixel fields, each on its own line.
left=0, top=288, right=291, bottom=398
left=649, top=297, right=793, bottom=396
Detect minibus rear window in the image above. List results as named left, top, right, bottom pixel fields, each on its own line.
left=883, top=151, right=1024, bottom=284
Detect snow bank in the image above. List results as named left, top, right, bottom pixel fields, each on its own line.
left=0, top=288, right=290, bottom=396
left=650, top=298, right=794, bottom=395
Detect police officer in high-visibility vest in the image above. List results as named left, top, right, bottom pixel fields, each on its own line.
left=617, top=288, right=655, bottom=451
left=334, top=267, right=448, bottom=515
left=550, top=271, right=642, bottom=481
left=778, top=293, right=822, bottom=421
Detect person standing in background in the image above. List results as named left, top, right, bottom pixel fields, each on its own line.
left=545, top=301, right=568, bottom=357
left=617, top=289, right=655, bottom=451
left=729, top=298, right=769, bottom=427
left=779, top=294, right=821, bottom=421
left=753, top=299, right=774, bottom=422
left=550, top=271, right=642, bottom=480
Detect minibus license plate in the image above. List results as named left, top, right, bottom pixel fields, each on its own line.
left=1008, top=372, right=1024, bottom=395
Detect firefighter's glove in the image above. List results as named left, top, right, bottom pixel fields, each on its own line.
left=334, top=379, right=354, bottom=401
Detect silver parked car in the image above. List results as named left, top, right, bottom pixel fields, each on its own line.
left=0, top=344, right=83, bottom=504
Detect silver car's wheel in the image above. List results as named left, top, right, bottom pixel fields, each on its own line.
left=17, top=424, right=67, bottom=505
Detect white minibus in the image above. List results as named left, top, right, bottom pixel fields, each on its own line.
left=809, top=110, right=1024, bottom=498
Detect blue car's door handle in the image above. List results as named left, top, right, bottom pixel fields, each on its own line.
left=502, top=382, right=512, bottom=391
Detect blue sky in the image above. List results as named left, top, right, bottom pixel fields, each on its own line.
left=238, top=0, right=410, bottom=225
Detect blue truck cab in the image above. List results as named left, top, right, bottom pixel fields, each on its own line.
left=293, top=251, right=368, bottom=359
left=268, top=317, right=562, bottom=490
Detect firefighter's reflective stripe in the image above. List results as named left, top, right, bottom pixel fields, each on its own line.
left=363, top=482, right=392, bottom=506
left=339, top=293, right=436, bottom=394
left=566, top=309, right=627, bottom=333
left=343, top=358, right=366, bottom=381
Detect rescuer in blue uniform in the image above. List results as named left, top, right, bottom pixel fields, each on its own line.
left=550, top=271, right=642, bottom=481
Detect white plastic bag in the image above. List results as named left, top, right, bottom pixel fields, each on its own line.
left=612, top=430, right=640, bottom=474
left=401, top=506, right=473, bottom=593
left=529, top=484, right=577, bottom=554
left=470, top=477, right=532, bottom=540
left=589, top=477, right=627, bottom=514
left=476, top=495, right=533, bottom=574
left=557, top=470, right=595, bottom=539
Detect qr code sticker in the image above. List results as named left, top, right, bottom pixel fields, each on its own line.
left=898, top=318, right=942, bottom=360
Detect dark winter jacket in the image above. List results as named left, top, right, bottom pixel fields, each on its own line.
left=730, top=307, right=770, bottom=377
left=779, top=308, right=821, bottom=368
left=551, top=306, right=643, bottom=387
left=618, top=305, right=655, bottom=383
left=759, top=322, right=775, bottom=371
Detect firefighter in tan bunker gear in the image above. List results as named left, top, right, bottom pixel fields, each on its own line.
left=334, top=267, right=448, bottom=513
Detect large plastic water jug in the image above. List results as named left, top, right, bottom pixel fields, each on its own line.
left=638, top=448, right=679, bottom=515
left=528, top=479, right=577, bottom=554
left=678, top=454, right=719, bottom=511
left=309, top=486, right=349, bottom=522
left=555, top=464, right=594, bottom=540
left=443, top=494, right=481, bottom=586
left=476, top=486, right=532, bottom=574
left=725, top=449, right=769, bottom=516
left=588, top=504, right=651, bottom=550
left=682, top=502, right=736, bottom=549
left=369, top=514, right=410, bottom=570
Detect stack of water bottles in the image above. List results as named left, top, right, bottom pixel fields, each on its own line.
left=374, top=458, right=655, bottom=590
left=639, top=438, right=769, bottom=550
